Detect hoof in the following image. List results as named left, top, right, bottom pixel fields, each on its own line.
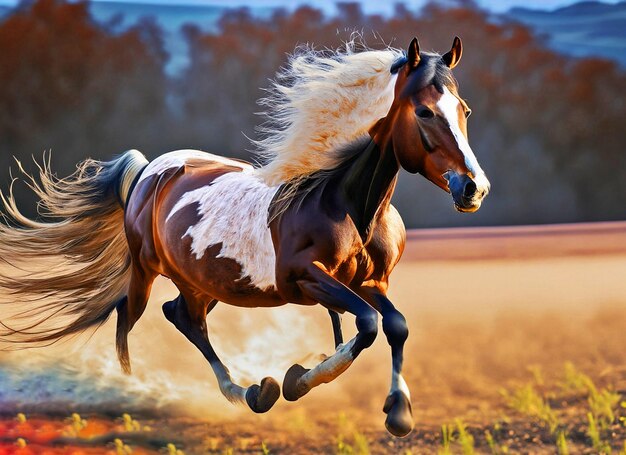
left=282, top=363, right=311, bottom=402
left=383, top=391, right=414, bottom=437
left=245, top=377, right=280, bottom=413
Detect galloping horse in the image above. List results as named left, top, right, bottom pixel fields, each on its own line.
left=0, top=37, right=489, bottom=436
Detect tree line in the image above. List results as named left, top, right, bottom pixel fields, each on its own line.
left=1, top=0, right=625, bottom=227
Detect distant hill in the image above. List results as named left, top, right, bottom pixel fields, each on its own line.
left=508, top=1, right=626, bottom=67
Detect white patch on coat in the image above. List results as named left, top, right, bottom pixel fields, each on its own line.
left=167, top=169, right=278, bottom=290
left=437, top=87, right=489, bottom=183
left=138, top=149, right=252, bottom=184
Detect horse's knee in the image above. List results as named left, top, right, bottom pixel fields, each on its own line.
left=162, top=297, right=178, bottom=324
left=383, top=310, right=408, bottom=346
left=356, top=309, right=378, bottom=348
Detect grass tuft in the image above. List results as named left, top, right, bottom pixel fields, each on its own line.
left=166, top=442, right=185, bottom=455
left=455, top=419, right=475, bottom=455
left=64, top=413, right=88, bottom=437
left=485, top=429, right=508, bottom=455
left=335, top=412, right=370, bottom=455
left=504, top=383, right=559, bottom=433
left=438, top=424, right=453, bottom=455
left=587, top=412, right=612, bottom=454
left=114, top=438, right=133, bottom=454
left=556, top=430, right=569, bottom=455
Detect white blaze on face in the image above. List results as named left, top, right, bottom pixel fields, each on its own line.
left=167, top=168, right=279, bottom=291
left=436, top=86, right=490, bottom=194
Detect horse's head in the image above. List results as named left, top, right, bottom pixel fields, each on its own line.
left=382, top=37, right=490, bottom=213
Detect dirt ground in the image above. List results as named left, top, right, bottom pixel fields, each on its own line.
left=1, top=222, right=626, bottom=454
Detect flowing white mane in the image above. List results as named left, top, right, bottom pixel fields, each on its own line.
left=254, top=43, right=403, bottom=185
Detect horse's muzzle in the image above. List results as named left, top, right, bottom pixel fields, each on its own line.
left=445, top=171, right=490, bottom=213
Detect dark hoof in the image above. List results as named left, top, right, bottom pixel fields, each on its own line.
left=162, top=298, right=177, bottom=324
left=383, top=391, right=414, bottom=437
left=245, top=377, right=280, bottom=413
left=282, top=363, right=311, bottom=401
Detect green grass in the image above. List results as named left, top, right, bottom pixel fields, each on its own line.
left=455, top=419, right=475, bottom=455
left=436, top=420, right=475, bottom=455
left=560, top=362, right=621, bottom=430
left=587, top=412, right=612, bottom=454
left=484, top=429, right=508, bottom=455
left=437, top=424, right=453, bottom=455
left=335, top=412, right=370, bottom=455
left=114, top=438, right=133, bottom=454
left=589, top=387, right=621, bottom=430
left=556, top=430, right=569, bottom=455
left=503, top=383, right=559, bottom=433
left=560, top=361, right=595, bottom=394
left=64, top=413, right=88, bottom=438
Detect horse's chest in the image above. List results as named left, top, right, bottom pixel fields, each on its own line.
left=167, top=171, right=279, bottom=290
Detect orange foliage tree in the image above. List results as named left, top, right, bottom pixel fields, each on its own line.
left=0, top=0, right=169, bottom=212
left=1, top=1, right=625, bottom=226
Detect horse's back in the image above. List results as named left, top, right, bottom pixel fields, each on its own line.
left=126, top=149, right=283, bottom=305
left=135, top=149, right=252, bottom=184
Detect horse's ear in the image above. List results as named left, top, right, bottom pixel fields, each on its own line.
left=407, top=37, right=420, bottom=71
left=442, top=36, right=462, bottom=69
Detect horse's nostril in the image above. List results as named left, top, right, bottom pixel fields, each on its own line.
left=463, top=180, right=477, bottom=199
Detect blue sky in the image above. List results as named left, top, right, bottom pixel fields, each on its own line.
left=0, top=0, right=622, bottom=13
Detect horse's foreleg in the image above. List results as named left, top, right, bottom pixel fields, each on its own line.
left=328, top=309, right=343, bottom=349
left=282, top=261, right=378, bottom=401
left=361, top=287, right=413, bottom=437
left=116, top=267, right=155, bottom=374
left=162, top=293, right=280, bottom=414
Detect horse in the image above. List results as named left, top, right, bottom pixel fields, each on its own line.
left=0, top=37, right=489, bottom=437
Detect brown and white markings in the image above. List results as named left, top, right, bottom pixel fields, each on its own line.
left=0, top=37, right=489, bottom=437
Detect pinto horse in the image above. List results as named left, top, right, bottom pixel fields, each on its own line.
left=0, top=37, right=489, bottom=436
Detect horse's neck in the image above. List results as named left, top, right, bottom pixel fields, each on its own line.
left=342, top=137, right=399, bottom=238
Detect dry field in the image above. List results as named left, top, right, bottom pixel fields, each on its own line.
left=1, top=222, right=626, bottom=454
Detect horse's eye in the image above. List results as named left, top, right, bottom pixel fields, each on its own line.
left=416, top=107, right=434, bottom=119
left=465, top=109, right=472, bottom=118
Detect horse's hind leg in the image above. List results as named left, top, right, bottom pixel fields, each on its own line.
left=162, top=292, right=280, bottom=413
left=328, top=309, right=343, bottom=349
left=116, top=266, right=155, bottom=374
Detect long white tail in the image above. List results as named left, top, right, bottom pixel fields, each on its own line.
left=0, top=150, right=148, bottom=346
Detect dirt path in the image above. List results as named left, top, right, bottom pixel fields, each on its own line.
left=2, top=222, right=626, bottom=453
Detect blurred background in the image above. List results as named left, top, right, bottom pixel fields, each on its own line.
left=1, top=1, right=626, bottom=453
left=0, top=0, right=625, bottom=227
